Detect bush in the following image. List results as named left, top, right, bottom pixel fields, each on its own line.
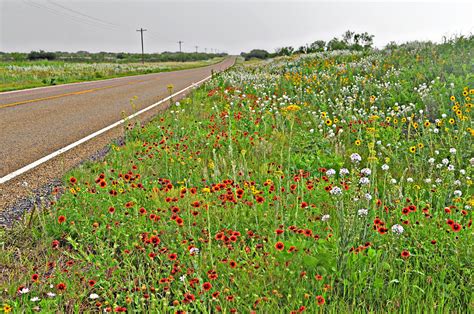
left=240, top=49, right=270, bottom=61
left=27, top=50, right=57, bottom=61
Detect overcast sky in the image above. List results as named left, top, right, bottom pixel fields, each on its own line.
left=1, top=0, right=473, bottom=54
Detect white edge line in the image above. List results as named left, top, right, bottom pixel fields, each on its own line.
left=0, top=75, right=213, bottom=184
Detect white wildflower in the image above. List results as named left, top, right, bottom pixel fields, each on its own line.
left=350, top=153, right=362, bottom=163
left=381, top=164, right=389, bottom=171
left=359, top=177, right=370, bottom=185
left=321, top=214, right=330, bottom=222
left=361, top=168, right=372, bottom=176
left=391, top=224, right=404, bottom=235
left=329, top=186, right=342, bottom=195
left=339, top=168, right=349, bottom=176
left=90, top=293, right=99, bottom=300
left=453, top=190, right=462, bottom=197
left=326, top=169, right=336, bottom=176
left=357, top=208, right=368, bottom=216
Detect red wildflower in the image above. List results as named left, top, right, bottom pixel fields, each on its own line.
left=255, top=195, right=265, bottom=203
left=56, top=282, right=66, bottom=291
left=451, top=223, right=462, bottom=232
left=184, top=293, right=195, bottom=303
left=51, top=240, right=60, bottom=249
left=316, top=295, right=325, bottom=305
left=202, top=282, right=212, bottom=291
left=275, top=241, right=284, bottom=251
left=58, top=215, right=66, bottom=224
left=88, top=280, right=96, bottom=287
left=401, top=250, right=410, bottom=258
left=31, top=273, right=39, bottom=282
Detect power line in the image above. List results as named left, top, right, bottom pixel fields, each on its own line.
left=22, top=0, right=225, bottom=54
left=23, top=0, right=120, bottom=32
left=46, top=0, right=122, bottom=29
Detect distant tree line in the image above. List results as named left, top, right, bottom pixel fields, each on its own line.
left=0, top=50, right=227, bottom=63
left=240, top=30, right=375, bottom=61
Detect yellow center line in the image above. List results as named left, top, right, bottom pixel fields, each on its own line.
left=0, top=78, right=159, bottom=110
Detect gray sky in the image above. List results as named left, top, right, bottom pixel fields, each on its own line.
left=1, top=0, right=473, bottom=55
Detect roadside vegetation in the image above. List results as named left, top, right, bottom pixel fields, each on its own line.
left=1, top=35, right=473, bottom=313
left=0, top=51, right=227, bottom=63
left=241, top=30, right=375, bottom=61
left=0, top=57, right=225, bottom=92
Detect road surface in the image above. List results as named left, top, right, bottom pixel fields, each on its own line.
left=0, top=57, right=235, bottom=216
left=0, top=57, right=235, bottom=178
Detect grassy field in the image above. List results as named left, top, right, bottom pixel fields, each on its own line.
left=0, top=58, right=224, bottom=92
left=1, top=37, right=473, bottom=313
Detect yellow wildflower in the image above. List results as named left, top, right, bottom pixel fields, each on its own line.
left=284, top=104, right=301, bottom=112
left=3, top=304, right=12, bottom=313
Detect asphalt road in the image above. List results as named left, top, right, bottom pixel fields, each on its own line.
left=0, top=57, right=235, bottom=178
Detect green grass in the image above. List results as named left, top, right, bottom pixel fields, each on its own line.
left=0, top=58, right=225, bottom=92
left=1, top=37, right=473, bottom=313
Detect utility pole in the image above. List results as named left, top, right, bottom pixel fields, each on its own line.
left=136, top=28, right=147, bottom=64
left=178, top=40, right=184, bottom=52
left=195, top=45, right=198, bottom=53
